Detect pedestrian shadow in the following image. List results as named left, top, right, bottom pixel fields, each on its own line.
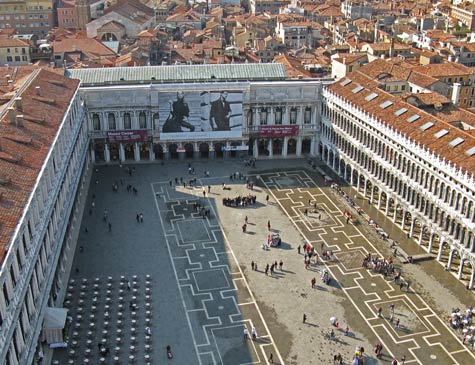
left=304, top=321, right=319, bottom=327
left=280, top=269, right=295, bottom=274
left=314, top=286, right=328, bottom=292
left=273, top=241, right=292, bottom=250
left=245, top=231, right=256, bottom=235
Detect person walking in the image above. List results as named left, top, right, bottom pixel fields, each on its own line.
left=267, top=220, right=271, bottom=231
left=311, top=277, right=316, bottom=288
left=395, top=318, right=400, bottom=330
left=265, top=264, right=269, bottom=275
left=136, top=214, right=140, bottom=223
left=377, top=307, right=382, bottom=317
left=303, top=313, right=307, bottom=323
left=108, top=222, right=112, bottom=232
left=268, top=353, right=273, bottom=363
left=242, top=224, right=247, bottom=233
left=251, top=327, right=257, bottom=340
left=208, top=185, right=211, bottom=193
left=266, top=195, right=269, bottom=204
left=297, top=245, right=301, bottom=254
left=243, top=328, right=249, bottom=340
left=245, top=216, right=248, bottom=224
left=251, top=261, right=255, bottom=270
left=279, top=260, right=283, bottom=270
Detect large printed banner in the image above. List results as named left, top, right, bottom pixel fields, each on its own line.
left=107, top=130, right=148, bottom=143
left=259, top=125, right=299, bottom=138
left=158, top=90, right=243, bottom=140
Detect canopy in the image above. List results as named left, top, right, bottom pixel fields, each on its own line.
left=42, top=308, right=68, bottom=344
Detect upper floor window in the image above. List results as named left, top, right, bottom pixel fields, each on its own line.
left=108, top=113, right=116, bottom=130
left=92, top=114, right=101, bottom=131
left=139, top=112, right=147, bottom=129
left=123, top=113, right=131, bottom=129
left=290, top=107, right=297, bottom=125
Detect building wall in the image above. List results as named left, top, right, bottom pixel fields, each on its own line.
left=0, top=91, right=88, bottom=364
left=0, top=0, right=54, bottom=35
left=0, top=44, right=30, bottom=65
left=321, top=88, right=475, bottom=289
left=57, top=6, right=77, bottom=30
left=82, top=80, right=324, bottom=162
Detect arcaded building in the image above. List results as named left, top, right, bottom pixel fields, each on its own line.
left=322, top=72, right=475, bottom=288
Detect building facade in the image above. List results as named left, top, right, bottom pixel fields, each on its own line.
left=0, top=69, right=89, bottom=364
left=321, top=75, right=475, bottom=289
left=65, top=64, right=324, bottom=164
left=0, top=0, right=54, bottom=35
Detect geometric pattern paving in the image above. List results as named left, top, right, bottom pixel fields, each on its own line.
left=151, top=182, right=282, bottom=365
left=260, top=170, right=475, bottom=365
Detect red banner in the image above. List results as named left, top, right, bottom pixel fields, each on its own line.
left=107, top=130, right=148, bottom=143
left=259, top=125, right=299, bottom=138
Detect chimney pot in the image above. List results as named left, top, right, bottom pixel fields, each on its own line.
left=16, top=114, right=24, bottom=127
left=35, top=86, right=41, bottom=96
left=14, top=97, right=22, bottom=112
left=8, top=107, right=15, bottom=125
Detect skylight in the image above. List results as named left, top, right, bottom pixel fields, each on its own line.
left=379, top=100, right=393, bottom=109
left=395, top=107, right=408, bottom=116
left=407, top=114, right=420, bottom=123
left=420, top=122, right=434, bottom=131
left=340, top=78, right=352, bottom=86
left=449, top=137, right=464, bottom=147
left=465, top=147, right=475, bottom=156
left=365, top=92, right=378, bottom=101
left=434, top=129, right=449, bottom=138
left=352, top=85, right=364, bottom=93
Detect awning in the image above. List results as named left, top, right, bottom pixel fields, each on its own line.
left=42, top=308, right=68, bottom=344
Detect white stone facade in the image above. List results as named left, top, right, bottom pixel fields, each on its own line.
left=0, top=90, right=89, bottom=364
left=83, top=81, right=325, bottom=163
left=321, top=88, right=475, bottom=288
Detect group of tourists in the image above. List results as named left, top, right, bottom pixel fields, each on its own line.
left=223, top=194, right=257, bottom=207
left=450, top=306, right=475, bottom=348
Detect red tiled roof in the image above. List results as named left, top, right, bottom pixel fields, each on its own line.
left=327, top=69, right=475, bottom=175
left=0, top=69, right=80, bottom=263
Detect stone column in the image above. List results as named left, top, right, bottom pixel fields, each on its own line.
left=393, top=204, right=398, bottom=222
left=283, top=137, right=288, bottom=157
left=458, top=259, right=465, bottom=279
left=418, top=228, right=424, bottom=245
left=437, top=237, right=445, bottom=261
left=377, top=192, right=383, bottom=210
left=269, top=107, right=275, bottom=125
left=193, top=142, right=199, bottom=159
left=209, top=143, right=215, bottom=159
left=224, top=141, right=231, bottom=160
left=447, top=249, right=454, bottom=270
left=134, top=142, right=140, bottom=161
left=296, top=136, right=302, bottom=157
left=149, top=142, right=155, bottom=161
left=401, top=211, right=406, bottom=230
left=310, top=136, right=317, bottom=157
left=469, top=269, right=475, bottom=289
left=163, top=144, right=170, bottom=160
left=409, top=218, right=416, bottom=238
left=284, top=106, right=290, bottom=125
left=178, top=143, right=184, bottom=160
left=253, top=139, right=258, bottom=159
left=370, top=187, right=375, bottom=205
left=268, top=139, right=273, bottom=158
left=105, top=144, right=110, bottom=163
left=428, top=232, right=435, bottom=252
left=385, top=196, right=390, bottom=215
left=90, top=145, right=96, bottom=164
left=119, top=143, right=125, bottom=162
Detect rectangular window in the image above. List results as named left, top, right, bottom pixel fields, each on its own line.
left=14, top=56, right=20, bottom=62
left=6, top=56, right=12, bottom=62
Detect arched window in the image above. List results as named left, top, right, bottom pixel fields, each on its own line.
left=139, top=112, right=147, bottom=129
left=304, top=107, right=311, bottom=124
left=153, top=113, right=159, bottom=130
left=260, top=108, right=268, bottom=125
left=92, top=113, right=101, bottom=131
left=108, top=113, right=116, bottom=130
left=123, top=113, right=131, bottom=129
left=290, top=107, right=297, bottom=124
left=275, top=107, right=283, bottom=125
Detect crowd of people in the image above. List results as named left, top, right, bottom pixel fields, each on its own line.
left=223, top=194, right=257, bottom=207
left=450, top=306, right=475, bottom=348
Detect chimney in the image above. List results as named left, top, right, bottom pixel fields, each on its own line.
left=16, top=114, right=24, bottom=127
left=14, top=97, right=22, bottom=112
left=8, top=107, right=16, bottom=125
left=35, top=86, right=41, bottom=96
left=7, top=80, right=13, bottom=91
